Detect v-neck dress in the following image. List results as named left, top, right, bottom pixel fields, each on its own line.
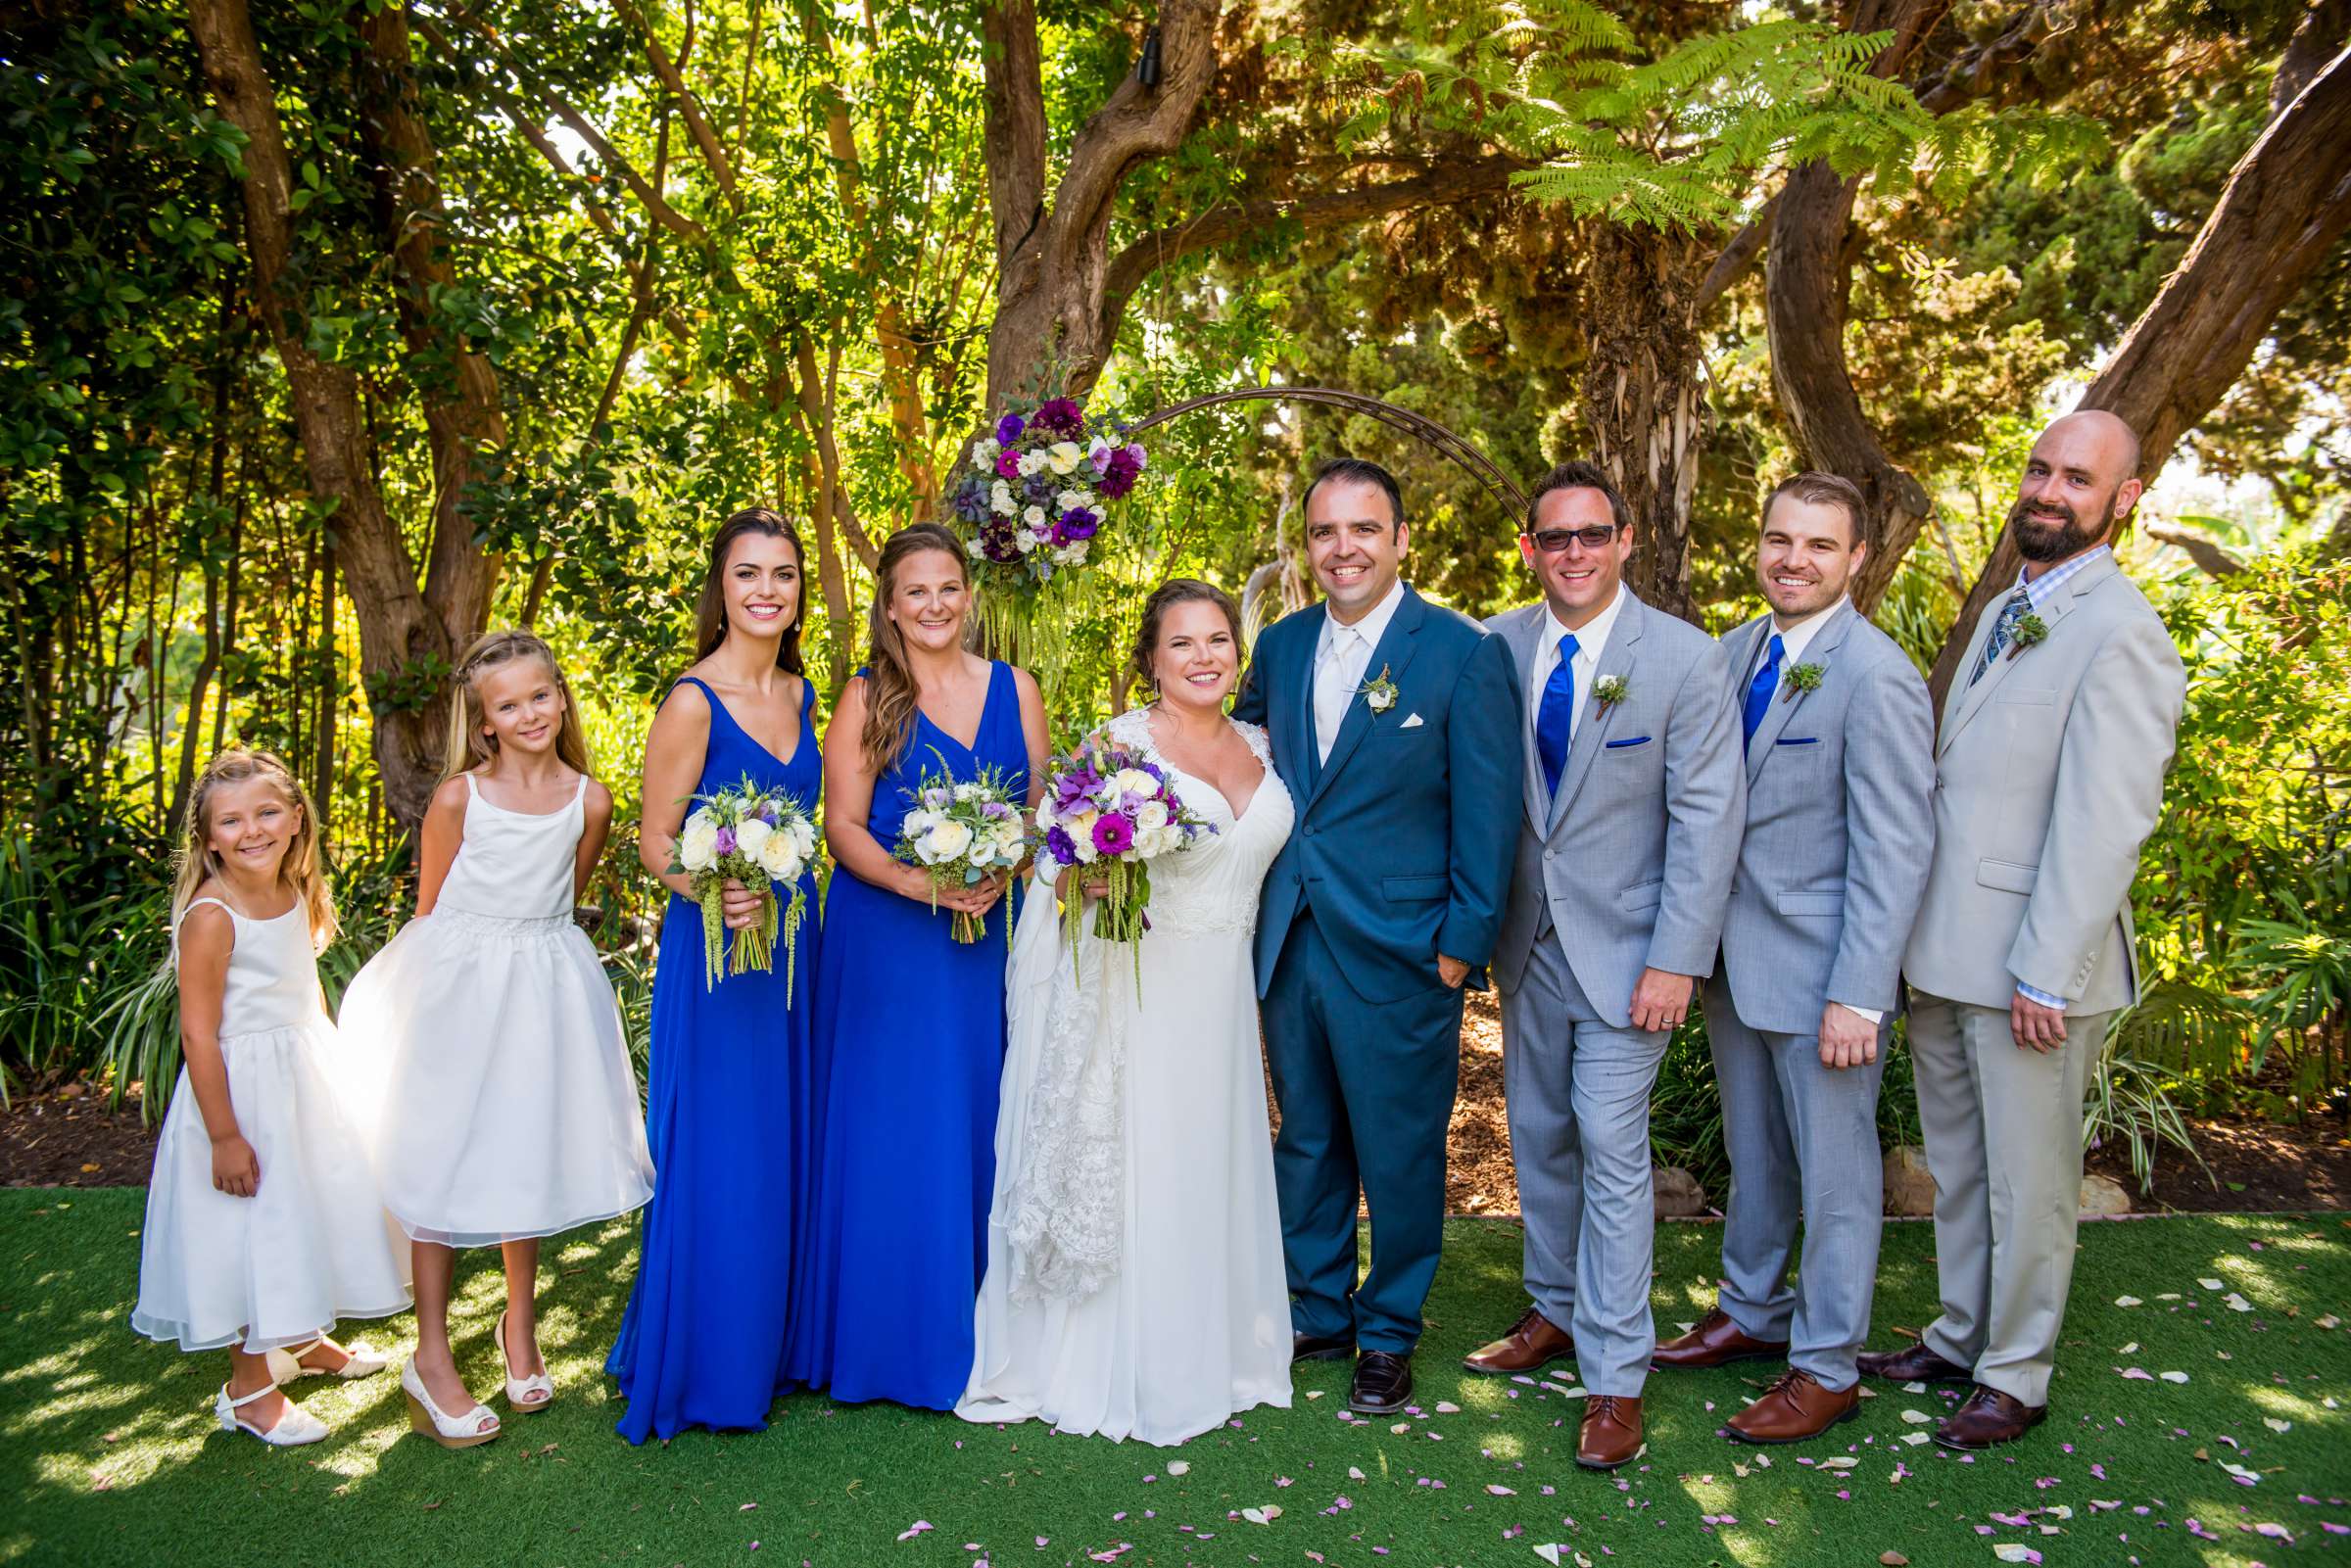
left=605, top=675, right=823, bottom=1443
left=788, top=660, right=1030, bottom=1408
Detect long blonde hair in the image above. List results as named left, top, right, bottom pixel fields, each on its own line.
left=170, top=749, right=339, bottom=953
left=861, top=522, right=970, bottom=774
left=442, top=630, right=595, bottom=785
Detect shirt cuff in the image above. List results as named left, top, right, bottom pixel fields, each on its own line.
left=2015, top=981, right=2067, bottom=1010
left=1832, top=1003, right=1885, bottom=1027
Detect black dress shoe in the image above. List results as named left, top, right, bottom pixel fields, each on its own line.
left=1349, top=1351, right=1414, bottom=1414
left=1293, top=1331, right=1354, bottom=1363
left=1855, top=1342, right=1974, bottom=1385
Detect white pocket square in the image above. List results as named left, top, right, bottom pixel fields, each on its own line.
left=1399, top=712, right=1425, bottom=729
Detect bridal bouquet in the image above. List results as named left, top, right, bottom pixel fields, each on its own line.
left=670, top=776, right=821, bottom=997
left=1032, top=739, right=1217, bottom=974
left=894, top=757, right=1029, bottom=944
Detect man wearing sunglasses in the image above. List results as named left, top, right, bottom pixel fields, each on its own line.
left=1648, top=471, right=1934, bottom=1444
left=1468, top=460, right=1743, bottom=1469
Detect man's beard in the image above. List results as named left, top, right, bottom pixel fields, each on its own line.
left=2007, top=490, right=2112, bottom=563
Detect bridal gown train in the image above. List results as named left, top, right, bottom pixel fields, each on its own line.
left=959, top=707, right=1295, bottom=1447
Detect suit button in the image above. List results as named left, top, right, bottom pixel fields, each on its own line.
left=1304, top=825, right=1318, bottom=837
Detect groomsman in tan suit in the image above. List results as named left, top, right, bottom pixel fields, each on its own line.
left=1856, top=410, right=2184, bottom=1449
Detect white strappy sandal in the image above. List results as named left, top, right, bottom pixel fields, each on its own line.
left=216, top=1382, right=328, bottom=1448
left=400, top=1358, right=501, bottom=1449
left=264, top=1336, right=388, bottom=1386
left=497, top=1309, right=554, bottom=1413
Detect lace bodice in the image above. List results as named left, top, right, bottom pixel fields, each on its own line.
left=1097, top=706, right=1292, bottom=939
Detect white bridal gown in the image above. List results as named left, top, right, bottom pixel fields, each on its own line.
left=960, top=707, right=1295, bottom=1446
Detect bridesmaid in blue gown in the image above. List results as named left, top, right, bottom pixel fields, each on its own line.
left=606, top=508, right=823, bottom=1443
left=790, top=522, right=1047, bottom=1409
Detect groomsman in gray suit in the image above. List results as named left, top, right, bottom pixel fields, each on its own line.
left=1857, top=411, right=2184, bottom=1449
left=1466, top=460, right=1744, bottom=1469
left=1649, top=472, right=1934, bottom=1444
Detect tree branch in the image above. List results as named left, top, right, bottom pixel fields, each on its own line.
left=614, top=0, right=742, bottom=214
left=983, top=0, right=1048, bottom=266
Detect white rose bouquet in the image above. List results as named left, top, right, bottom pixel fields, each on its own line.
left=892, top=755, right=1028, bottom=945
left=668, top=774, right=821, bottom=996
left=1032, top=736, right=1216, bottom=980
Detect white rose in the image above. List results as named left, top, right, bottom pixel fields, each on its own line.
left=1136, top=799, right=1170, bottom=833
left=1068, top=809, right=1100, bottom=863
left=1016, top=451, right=1044, bottom=477
left=990, top=480, right=1016, bottom=516
left=1056, top=488, right=1092, bottom=512
left=925, top=818, right=974, bottom=863
left=976, top=437, right=999, bottom=462
left=789, top=819, right=817, bottom=858
left=1045, top=440, right=1082, bottom=475
left=734, top=817, right=773, bottom=860
left=1112, top=768, right=1158, bottom=800
left=1015, top=530, right=1038, bottom=553
left=953, top=782, right=981, bottom=802
left=1034, top=798, right=1059, bottom=831
left=678, top=817, right=720, bottom=873
left=757, top=829, right=803, bottom=880
left=1022, top=504, right=1046, bottom=528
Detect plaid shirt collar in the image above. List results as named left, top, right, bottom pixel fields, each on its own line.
left=2015, top=544, right=2111, bottom=611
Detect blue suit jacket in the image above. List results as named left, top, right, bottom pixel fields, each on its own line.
left=1232, top=586, right=1522, bottom=1004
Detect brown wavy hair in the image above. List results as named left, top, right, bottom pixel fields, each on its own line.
left=694, top=507, right=808, bottom=674
left=860, top=522, right=970, bottom=773
left=441, top=630, right=595, bottom=786
left=169, top=748, right=339, bottom=954
left=1129, top=578, right=1245, bottom=693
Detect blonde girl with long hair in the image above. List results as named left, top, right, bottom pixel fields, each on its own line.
left=336, top=630, right=652, bottom=1449
left=787, top=522, right=1048, bottom=1411
left=133, top=750, right=410, bottom=1448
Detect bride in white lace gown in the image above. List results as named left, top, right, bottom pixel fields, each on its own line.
left=959, top=585, right=1295, bottom=1446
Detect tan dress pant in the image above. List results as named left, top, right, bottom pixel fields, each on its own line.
left=1907, top=990, right=2113, bottom=1407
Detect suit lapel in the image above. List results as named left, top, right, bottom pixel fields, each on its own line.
left=1304, top=588, right=1426, bottom=815
left=1547, top=594, right=1647, bottom=833
left=1505, top=605, right=1553, bottom=832
left=1295, top=604, right=1330, bottom=793
left=1942, top=553, right=2119, bottom=753
left=1746, top=601, right=1854, bottom=784
left=1939, top=586, right=2013, bottom=753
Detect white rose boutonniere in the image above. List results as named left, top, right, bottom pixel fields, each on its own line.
left=1361, top=664, right=1399, bottom=714
left=1593, top=674, right=1630, bottom=711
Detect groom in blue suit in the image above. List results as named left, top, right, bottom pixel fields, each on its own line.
left=1232, top=456, right=1521, bottom=1414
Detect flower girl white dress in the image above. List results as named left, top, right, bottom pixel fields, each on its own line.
left=337, top=774, right=652, bottom=1246
left=959, top=708, right=1295, bottom=1446
left=134, top=898, right=410, bottom=1353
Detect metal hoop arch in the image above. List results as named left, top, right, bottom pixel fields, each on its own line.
left=1128, top=387, right=1529, bottom=526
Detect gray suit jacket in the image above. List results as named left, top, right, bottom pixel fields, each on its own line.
left=1715, top=602, right=1936, bottom=1035
left=1902, top=551, right=2185, bottom=1014
left=1488, top=592, right=1744, bottom=1028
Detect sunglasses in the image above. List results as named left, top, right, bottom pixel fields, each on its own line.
left=1524, top=523, right=1625, bottom=553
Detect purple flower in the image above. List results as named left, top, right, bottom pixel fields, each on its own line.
left=1097, top=448, right=1143, bottom=499
left=1092, top=813, right=1134, bottom=857
left=993, top=450, right=1022, bottom=480
left=1043, top=825, right=1078, bottom=865
left=952, top=475, right=991, bottom=523
left=1058, top=505, right=1100, bottom=541
left=755, top=803, right=778, bottom=825
left=995, top=412, right=1026, bottom=445
left=714, top=826, right=738, bottom=856
left=1033, top=397, right=1084, bottom=437
left=1025, top=474, right=1056, bottom=502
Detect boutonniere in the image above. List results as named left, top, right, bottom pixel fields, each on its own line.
left=2007, top=613, right=2049, bottom=658
left=1592, top=674, right=1630, bottom=710
left=1361, top=664, right=1399, bottom=714
left=1783, top=661, right=1825, bottom=700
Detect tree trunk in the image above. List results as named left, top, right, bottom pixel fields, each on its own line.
left=1925, top=42, right=2351, bottom=712
left=1580, top=223, right=1709, bottom=626
left=188, top=0, right=472, bottom=832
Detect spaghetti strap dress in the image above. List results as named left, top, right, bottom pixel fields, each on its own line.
left=604, top=675, right=823, bottom=1443
left=787, top=660, right=1029, bottom=1408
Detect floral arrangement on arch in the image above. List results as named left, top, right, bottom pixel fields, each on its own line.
left=951, top=397, right=1146, bottom=600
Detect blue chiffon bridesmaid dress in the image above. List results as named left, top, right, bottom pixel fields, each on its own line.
left=605, top=675, right=822, bottom=1443
left=788, top=660, right=1028, bottom=1409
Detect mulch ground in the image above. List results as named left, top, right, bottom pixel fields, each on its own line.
left=9, top=994, right=2345, bottom=1214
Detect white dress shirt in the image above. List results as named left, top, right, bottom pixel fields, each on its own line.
left=1525, top=584, right=1628, bottom=747
left=1312, top=578, right=1407, bottom=763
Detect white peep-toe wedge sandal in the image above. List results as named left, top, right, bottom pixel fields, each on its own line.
left=216, top=1382, right=328, bottom=1448
left=400, top=1358, right=501, bottom=1449
left=497, top=1309, right=554, bottom=1413
left=264, top=1336, right=389, bottom=1386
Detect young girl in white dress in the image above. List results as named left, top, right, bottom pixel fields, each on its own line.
left=133, top=749, right=411, bottom=1448
left=337, top=630, right=654, bottom=1449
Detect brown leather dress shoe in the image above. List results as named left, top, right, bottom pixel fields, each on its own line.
left=1575, top=1395, right=1645, bottom=1469
left=1932, top=1385, right=2047, bottom=1450
left=1854, top=1342, right=1974, bottom=1385
left=1463, top=1306, right=1575, bottom=1376
left=1725, top=1368, right=1859, bottom=1445
left=1653, top=1307, right=1790, bottom=1370
left=1292, top=1330, right=1354, bottom=1363
left=1349, top=1351, right=1414, bottom=1415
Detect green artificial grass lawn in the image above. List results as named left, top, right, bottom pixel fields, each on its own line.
left=3, top=1195, right=2347, bottom=1568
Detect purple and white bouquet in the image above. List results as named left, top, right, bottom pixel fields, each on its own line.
left=1032, top=738, right=1217, bottom=966
left=950, top=397, right=1147, bottom=599
left=670, top=775, right=821, bottom=996
left=893, top=758, right=1029, bottom=945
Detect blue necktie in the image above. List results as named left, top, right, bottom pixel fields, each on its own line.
left=1742, top=633, right=1785, bottom=748
left=1537, top=632, right=1579, bottom=799
left=1971, top=588, right=2033, bottom=687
